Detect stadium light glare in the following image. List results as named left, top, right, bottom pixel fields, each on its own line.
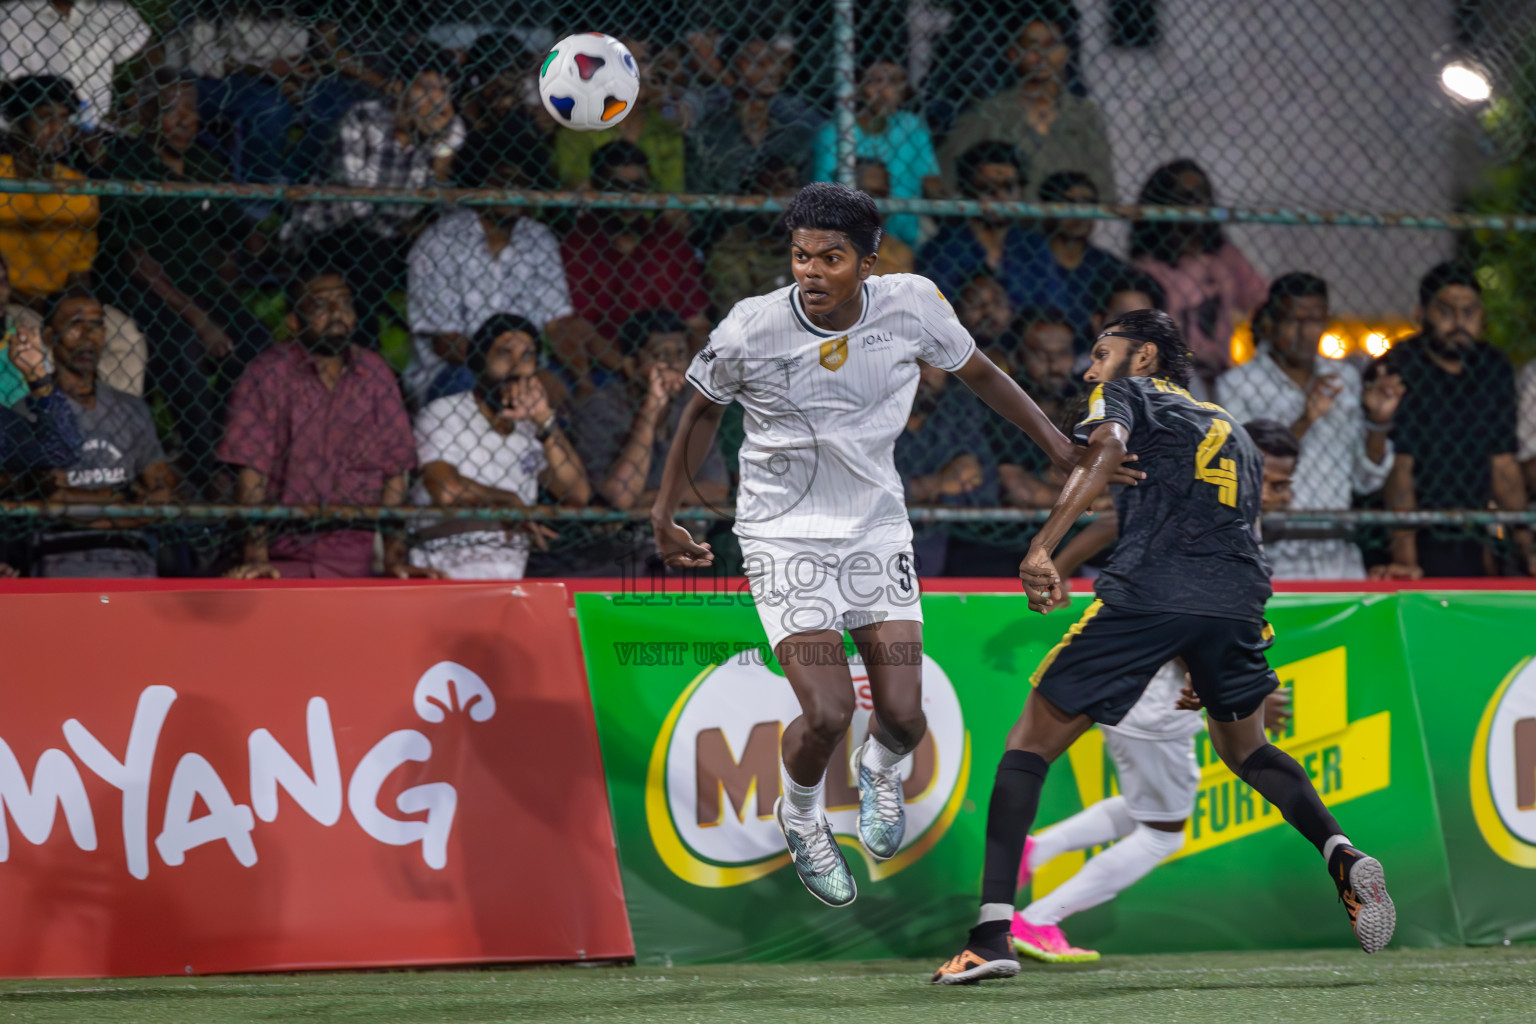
left=1363, top=332, right=1392, bottom=357
left=1320, top=332, right=1347, bottom=359
left=1441, top=61, right=1492, bottom=103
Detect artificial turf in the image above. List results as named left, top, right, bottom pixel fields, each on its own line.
left=0, top=946, right=1531, bottom=1023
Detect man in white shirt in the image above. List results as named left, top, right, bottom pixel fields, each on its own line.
left=1216, top=273, right=1403, bottom=579
left=411, top=314, right=590, bottom=579
left=405, top=126, right=600, bottom=404
left=0, top=0, right=148, bottom=129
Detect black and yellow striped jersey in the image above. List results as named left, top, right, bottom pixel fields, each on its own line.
left=1073, top=374, right=1272, bottom=623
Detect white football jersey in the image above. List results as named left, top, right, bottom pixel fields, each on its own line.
left=686, top=274, right=976, bottom=541
left=1101, top=660, right=1204, bottom=740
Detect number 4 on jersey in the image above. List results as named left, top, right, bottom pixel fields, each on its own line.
left=1196, top=418, right=1239, bottom=507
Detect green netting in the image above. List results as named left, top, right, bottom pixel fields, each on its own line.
left=0, top=0, right=1531, bottom=580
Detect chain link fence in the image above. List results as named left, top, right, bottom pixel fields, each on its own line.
left=0, top=0, right=1532, bottom=580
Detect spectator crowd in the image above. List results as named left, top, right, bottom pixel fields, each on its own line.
left=0, top=0, right=1531, bottom=581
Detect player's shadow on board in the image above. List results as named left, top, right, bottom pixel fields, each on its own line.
left=980, top=615, right=1056, bottom=676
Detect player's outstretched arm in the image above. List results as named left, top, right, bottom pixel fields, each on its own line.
left=649, top=391, right=726, bottom=569
left=951, top=351, right=1144, bottom=486
left=1019, top=422, right=1130, bottom=613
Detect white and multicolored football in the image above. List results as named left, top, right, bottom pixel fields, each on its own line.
left=537, top=33, right=640, bottom=132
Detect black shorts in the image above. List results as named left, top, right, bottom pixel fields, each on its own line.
left=1030, top=600, right=1279, bottom=724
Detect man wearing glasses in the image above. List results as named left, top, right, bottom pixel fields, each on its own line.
left=917, top=141, right=1046, bottom=307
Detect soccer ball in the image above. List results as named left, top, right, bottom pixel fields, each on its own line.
left=538, top=33, right=640, bottom=132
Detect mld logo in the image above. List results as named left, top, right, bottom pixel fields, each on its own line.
left=1471, top=655, right=1536, bottom=867
left=645, top=649, right=969, bottom=887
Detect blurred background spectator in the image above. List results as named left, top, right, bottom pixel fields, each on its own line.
left=0, top=76, right=98, bottom=303
left=686, top=26, right=817, bottom=197
left=856, top=158, right=916, bottom=275
left=895, top=357, right=997, bottom=575
left=918, top=141, right=1041, bottom=304
left=99, top=68, right=268, bottom=494
left=563, top=142, right=710, bottom=352
left=1217, top=273, right=1400, bottom=580
left=570, top=307, right=726, bottom=514
left=811, top=55, right=937, bottom=248
left=936, top=7, right=1111, bottom=202
left=0, top=0, right=149, bottom=130
left=32, top=289, right=172, bottom=577
left=1017, top=170, right=1127, bottom=347
left=412, top=313, right=590, bottom=580
left=405, top=125, right=592, bottom=406
left=1379, top=263, right=1531, bottom=578
left=281, top=43, right=464, bottom=344
left=1130, top=159, right=1268, bottom=398
left=220, top=266, right=424, bottom=579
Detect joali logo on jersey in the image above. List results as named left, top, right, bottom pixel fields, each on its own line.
left=1032, top=646, right=1391, bottom=896
left=1471, top=655, right=1536, bottom=868
left=645, top=649, right=968, bottom=887
left=819, top=336, right=849, bottom=371
left=861, top=331, right=894, bottom=350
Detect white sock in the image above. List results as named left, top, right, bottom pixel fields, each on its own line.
left=1322, top=834, right=1352, bottom=861
left=1023, top=823, right=1185, bottom=927
left=861, top=735, right=908, bottom=772
left=781, top=764, right=824, bottom=826
left=1028, top=797, right=1136, bottom=870
left=976, top=902, right=1013, bottom=926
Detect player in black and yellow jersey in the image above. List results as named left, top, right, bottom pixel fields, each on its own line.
left=932, top=309, right=1395, bottom=986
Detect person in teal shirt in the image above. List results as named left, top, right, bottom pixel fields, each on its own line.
left=811, top=58, right=939, bottom=247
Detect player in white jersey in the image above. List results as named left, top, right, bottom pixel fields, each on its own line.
left=650, top=182, right=1143, bottom=907
left=1006, top=420, right=1298, bottom=963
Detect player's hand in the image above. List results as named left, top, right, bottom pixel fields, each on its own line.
left=1263, top=688, right=1293, bottom=734
left=1025, top=579, right=1067, bottom=615
left=1362, top=370, right=1404, bottom=426
left=1019, top=545, right=1061, bottom=613
left=1059, top=444, right=1143, bottom=487
left=1108, top=451, right=1143, bottom=487
left=1175, top=683, right=1203, bottom=712
left=654, top=517, right=714, bottom=569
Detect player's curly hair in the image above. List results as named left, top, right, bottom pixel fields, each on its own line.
left=782, top=182, right=883, bottom=259
left=1099, top=308, right=1193, bottom=390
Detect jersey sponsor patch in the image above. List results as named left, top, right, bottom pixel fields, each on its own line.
left=819, top=336, right=849, bottom=371
left=1081, top=383, right=1106, bottom=424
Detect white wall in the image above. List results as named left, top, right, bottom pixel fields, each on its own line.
left=1077, top=0, right=1465, bottom=319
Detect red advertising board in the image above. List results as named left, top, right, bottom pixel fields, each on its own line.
left=0, top=581, right=632, bottom=977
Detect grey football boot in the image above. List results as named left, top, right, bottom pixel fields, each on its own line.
left=850, top=738, right=906, bottom=860
left=774, top=797, right=857, bottom=907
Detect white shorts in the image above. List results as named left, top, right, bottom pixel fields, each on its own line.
left=1103, top=730, right=1200, bottom=824
left=739, top=531, right=923, bottom=649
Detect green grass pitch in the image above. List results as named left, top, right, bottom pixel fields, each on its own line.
left=1, top=947, right=1531, bottom=1023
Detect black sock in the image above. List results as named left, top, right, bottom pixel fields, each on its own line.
left=967, top=919, right=1011, bottom=949
left=1237, top=744, right=1342, bottom=854
left=980, top=749, right=1050, bottom=906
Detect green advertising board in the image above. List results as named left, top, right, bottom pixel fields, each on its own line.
left=1397, top=592, right=1536, bottom=946
left=575, top=590, right=1529, bottom=964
